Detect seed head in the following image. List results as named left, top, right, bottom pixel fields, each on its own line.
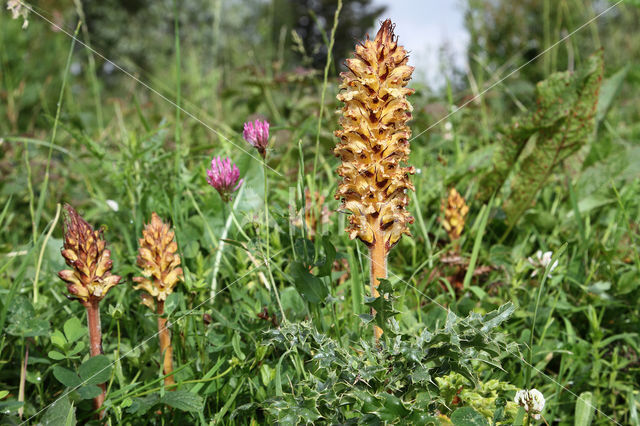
left=441, top=188, right=469, bottom=241
left=58, top=204, right=121, bottom=305
left=334, top=19, right=415, bottom=252
left=243, top=119, right=270, bottom=158
left=206, top=156, right=243, bottom=202
left=133, top=213, right=183, bottom=311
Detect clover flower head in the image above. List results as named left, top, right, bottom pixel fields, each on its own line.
left=206, top=156, right=243, bottom=202
left=528, top=250, right=558, bottom=277
left=515, top=389, right=545, bottom=420
left=243, top=119, right=270, bottom=158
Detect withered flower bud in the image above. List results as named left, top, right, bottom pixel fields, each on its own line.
left=58, top=204, right=121, bottom=305
left=133, top=212, right=183, bottom=310
left=334, top=19, right=415, bottom=253
left=442, top=188, right=469, bottom=241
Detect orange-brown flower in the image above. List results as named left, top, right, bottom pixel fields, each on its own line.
left=442, top=188, right=469, bottom=241
left=58, top=204, right=121, bottom=305
left=133, top=213, right=183, bottom=311
left=334, top=19, right=415, bottom=253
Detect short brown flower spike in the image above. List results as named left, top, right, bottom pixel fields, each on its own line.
left=58, top=204, right=121, bottom=305
left=334, top=19, right=415, bottom=253
left=442, top=188, right=469, bottom=241
left=133, top=212, right=183, bottom=310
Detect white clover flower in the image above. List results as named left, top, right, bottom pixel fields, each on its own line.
left=106, top=199, right=119, bottom=212
left=528, top=250, right=558, bottom=278
left=515, top=388, right=545, bottom=420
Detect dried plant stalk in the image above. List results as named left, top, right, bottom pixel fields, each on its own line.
left=133, top=213, right=183, bottom=386
left=58, top=204, right=121, bottom=415
left=334, top=20, right=414, bottom=340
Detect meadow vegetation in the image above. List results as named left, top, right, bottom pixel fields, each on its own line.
left=0, top=0, right=639, bottom=424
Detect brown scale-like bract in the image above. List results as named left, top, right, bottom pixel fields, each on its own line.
left=334, top=19, right=415, bottom=252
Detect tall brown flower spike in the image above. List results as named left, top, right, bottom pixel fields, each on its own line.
left=133, top=213, right=183, bottom=386
left=335, top=19, right=415, bottom=340
left=442, top=188, right=469, bottom=242
left=58, top=204, right=120, bottom=415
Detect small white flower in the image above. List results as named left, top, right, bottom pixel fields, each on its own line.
left=515, top=388, right=545, bottom=420
left=106, top=199, right=119, bottom=212
left=415, top=168, right=422, bottom=174
left=528, top=250, right=558, bottom=278
left=444, top=121, right=453, bottom=131
left=7, top=0, right=30, bottom=29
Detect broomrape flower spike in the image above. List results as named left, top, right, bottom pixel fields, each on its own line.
left=442, top=188, right=469, bottom=241
left=206, top=156, right=243, bottom=202
left=133, top=213, right=183, bottom=386
left=335, top=19, right=414, bottom=341
left=515, top=389, right=545, bottom=421
left=58, top=204, right=120, bottom=416
left=59, top=205, right=121, bottom=304
left=243, top=119, right=270, bottom=158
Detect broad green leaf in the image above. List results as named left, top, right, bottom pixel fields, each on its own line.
left=596, top=65, right=629, bottom=124
left=78, top=355, right=112, bottom=385
left=41, top=396, right=76, bottom=426
left=477, top=51, right=604, bottom=226
left=50, top=330, right=68, bottom=350
left=160, top=390, right=203, bottom=412
left=289, top=261, right=328, bottom=304
left=6, top=296, right=50, bottom=337
left=502, top=51, right=604, bottom=224
left=48, top=350, right=66, bottom=361
left=77, top=384, right=103, bottom=400
left=52, top=366, right=82, bottom=388
left=63, top=317, right=85, bottom=343
left=574, top=391, right=595, bottom=426
left=451, top=407, right=490, bottom=426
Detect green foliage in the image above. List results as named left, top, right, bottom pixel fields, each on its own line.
left=1, top=0, right=640, bottom=424
left=262, top=303, right=515, bottom=423
left=479, top=51, right=604, bottom=225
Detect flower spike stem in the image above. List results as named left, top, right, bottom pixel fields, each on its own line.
left=85, top=299, right=106, bottom=411
left=58, top=205, right=121, bottom=417
left=369, top=232, right=387, bottom=341
left=156, top=301, right=175, bottom=386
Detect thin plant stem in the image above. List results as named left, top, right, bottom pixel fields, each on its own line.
left=85, top=299, right=106, bottom=416
left=525, top=244, right=566, bottom=389
left=311, top=0, right=342, bottom=188
left=263, top=162, right=286, bottom=321
left=34, top=22, right=81, bottom=240
left=156, top=300, right=175, bottom=387
left=211, top=187, right=244, bottom=298
left=33, top=203, right=61, bottom=304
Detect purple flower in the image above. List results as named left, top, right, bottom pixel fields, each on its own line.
left=206, top=156, right=243, bottom=202
left=243, top=119, right=270, bottom=158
